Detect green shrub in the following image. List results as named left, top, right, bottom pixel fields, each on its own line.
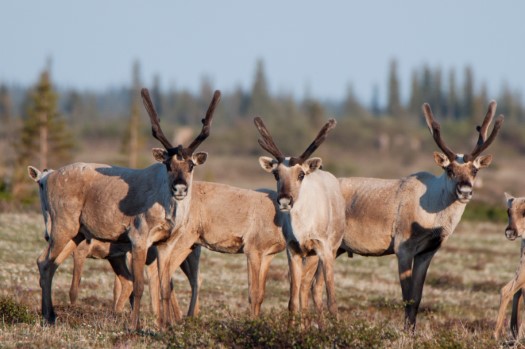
left=165, top=311, right=399, bottom=348
left=462, top=201, right=506, bottom=223
left=0, top=296, right=37, bottom=325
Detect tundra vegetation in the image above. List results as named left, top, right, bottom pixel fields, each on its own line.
left=0, top=213, right=519, bottom=348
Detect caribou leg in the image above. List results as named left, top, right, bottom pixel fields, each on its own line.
left=397, top=251, right=415, bottom=331
left=69, top=241, right=90, bottom=304
left=167, top=246, right=196, bottom=317
left=299, top=255, right=320, bottom=312
left=108, top=255, right=134, bottom=313
left=156, top=243, right=176, bottom=327
left=311, top=262, right=325, bottom=314
left=255, top=253, right=275, bottom=316
left=406, top=249, right=438, bottom=330
left=246, top=251, right=276, bottom=316
left=287, top=249, right=304, bottom=319
left=317, top=247, right=338, bottom=316
left=180, top=246, right=201, bottom=317
left=128, top=241, right=147, bottom=331
left=494, top=275, right=525, bottom=339
left=511, top=289, right=522, bottom=338
left=38, top=233, right=84, bottom=324
left=247, top=252, right=262, bottom=316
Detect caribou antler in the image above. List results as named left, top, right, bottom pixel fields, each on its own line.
left=254, top=117, right=337, bottom=164
left=254, top=117, right=285, bottom=162
left=295, top=119, right=337, bottom=164
left=185, top=90, right=221, bottom=156
left=464, top=101, right=504, bottom=161
left=142, top=88, right=221, bottom=158
left=141, top=88, right=174, bottom=150
left=422, top=103, right=456, bottom=161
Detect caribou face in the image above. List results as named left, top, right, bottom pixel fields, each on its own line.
left=423, top=100, right=503, bottom=204
left=153, top=148, right=207, bottom=201
left=142, top=87, right=219, bottom=202
left=259, top=157, right=322, bottom=211
left=434, top=152, right=492, bottom=204
left=504, top=193, right=525, bottom=241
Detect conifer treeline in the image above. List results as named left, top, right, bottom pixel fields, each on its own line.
left=0, top=58, right=523, bottom=128
left=0, top=58, right=524, bottom=202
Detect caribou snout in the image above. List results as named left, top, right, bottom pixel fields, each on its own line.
left=278, top=196, right=294, bottom=211
left=456, top=183, right=473, bottom=203
left=505, top=227, right=518, bottom=241
left=172, top=183, right=188, bottom=200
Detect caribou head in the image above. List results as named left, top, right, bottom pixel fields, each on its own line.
left=423, top=101, right=504, bottom=204
left=504, top=193, right=525, bottom=241
left=255, top=117, right=336, bottom=211
left=141, top=88, right=220, bottom=200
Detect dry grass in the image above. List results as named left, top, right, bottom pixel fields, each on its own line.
left=0, top=213, right=524, bottom=348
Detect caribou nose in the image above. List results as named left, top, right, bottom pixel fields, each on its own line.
left=505, top=228, right=518, bottom=241
left=456, top=184, right=473, bottom=202
left=172, top=184, right=188, bottom=200
left=278, top=197, right=293, bottom=211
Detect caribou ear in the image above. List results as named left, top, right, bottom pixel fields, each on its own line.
left=504, top=192, right=515, bottom=207
left=152, top=148, right=169, bottom=163
left=304, top=157, right=322, bottom=174
left=28, top=166, right=41, bottom=181
left=474, top=154, right=492, bottom=168
left=259, top=156, right=278, bottom=173
left=192, top=152, right=208, bottom=166
left=433, top=152, right=450, bottom=168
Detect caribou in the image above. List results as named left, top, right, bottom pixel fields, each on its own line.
left=31, top=88, right=220, bottom=329
left=255, top=117, right=346, bottom=318
left=159, top=182, right=285, bottom=318
left=334, top=101, right=504, bottom=330
left=28, top=167, right=201, bottom=318
left=494, top=193, right=525, bottom=340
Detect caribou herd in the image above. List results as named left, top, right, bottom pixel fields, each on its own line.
left=25, top=86, right=525, bottom=339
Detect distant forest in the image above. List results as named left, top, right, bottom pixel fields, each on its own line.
left=1, top=58, right=524, bottom=204
left=1, top=58, right=524, bottom=128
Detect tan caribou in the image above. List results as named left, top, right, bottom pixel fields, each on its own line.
left=28, top=167, right=200, bottom=318
left=494, top=193, right=525, bottom=339
left=335, top=101, right=503, bottom=330
left=31, top=88, right=220, bottom=329
left=255, top=117, right=346, bottom=318
left=159, top=182, right=285, bottom=318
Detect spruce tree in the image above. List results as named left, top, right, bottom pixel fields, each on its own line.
left=408, top=70, right=421, bottom=115
left=447, top=69, right=459, bottom=119
left=463, top=66, right=475, bottom=118
left=0, top=84, right=12, bottom=127
left=342, top=84, right=368, bottom=118
left=12, top=70, right=74, bottom=197
left=246, top=59, right=273, bottom=119
left=387, top=59, right=402, bottom=117
left=121, top=61, right=144, bottom=168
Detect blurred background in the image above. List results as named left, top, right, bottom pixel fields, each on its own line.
left=1, top=1, right=524, bottom=219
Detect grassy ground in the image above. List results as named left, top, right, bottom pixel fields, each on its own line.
left=0, top=213, right=523, bottom=348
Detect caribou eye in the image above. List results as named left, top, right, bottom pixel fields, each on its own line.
left=273, top=171, right=279, bottom=181
left=446, top=167, right=453, bottom=177
left=298, top=171, right=305, bottom=181
left=188, top=161, right=194, bottom=172
left=472, top=168, right=478, bottom=176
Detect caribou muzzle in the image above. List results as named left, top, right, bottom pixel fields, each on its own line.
left=456, top=183, right=473, bottom=203
left=505, top=225, right=519, bottom=241
left=278, top=195, right=294, bottom=211
left=172, top=183, right=188, bottom=200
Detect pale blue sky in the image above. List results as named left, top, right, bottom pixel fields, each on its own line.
left=1, top=1, right=524, bottom=105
